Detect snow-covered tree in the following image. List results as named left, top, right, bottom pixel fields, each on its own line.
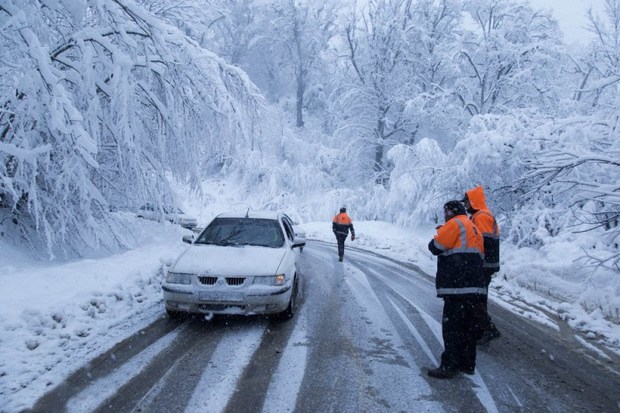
left=402, top=0, right=466, bottom=150
left=520, top=0, right=620, bottom=269
left=0, top=0, right=261, bottom=258
left=185, top=0, right=260, bottom=66
left=333, top=0, right=421, bottom=185
left=382, top=112, right=539, bottom=227
left=262, top=0, right=339, bottom=127
left=456, top=0, right=563, bottom=116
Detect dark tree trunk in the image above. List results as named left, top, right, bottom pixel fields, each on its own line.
left=296, top=79, right=304, bottom=128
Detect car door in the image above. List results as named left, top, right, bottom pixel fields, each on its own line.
left=278, top=217, right=299, bottom=276
left=283, top=214, right=305, bottom=252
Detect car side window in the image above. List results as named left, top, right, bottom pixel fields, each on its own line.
left=281, top=217, right=295, bottom=242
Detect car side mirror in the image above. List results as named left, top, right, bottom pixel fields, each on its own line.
left=292, top=239, right=306, bottom=249
left=182, top=234, right=194, bottom=244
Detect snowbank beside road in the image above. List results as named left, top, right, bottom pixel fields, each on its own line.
left=0, top=214, right=189, bottom=412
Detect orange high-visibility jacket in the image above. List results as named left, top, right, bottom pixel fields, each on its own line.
left=466, top=186, right=500, bottom=271
left=434, top=215, right=485, bottom=257
left=430, top=214, right=486, bottom=297
left=333, top=213, right=355, bottom=237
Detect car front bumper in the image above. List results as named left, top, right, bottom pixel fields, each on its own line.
left=162, top=282, right=292, bottom=315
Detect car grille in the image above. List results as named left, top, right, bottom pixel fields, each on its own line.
left=199, top=304, right=244, bottom=311
left=197, top=276, right=246, bottom=286
left=198, top=276, right=218, bottom=285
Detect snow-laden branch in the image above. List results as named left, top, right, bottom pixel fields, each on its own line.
left=575, top=75, right=620, bottom=93
left=0, top=0, right=262, bottom=258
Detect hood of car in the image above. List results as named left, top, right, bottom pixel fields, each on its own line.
left=171, top=245, right=286, bottom=276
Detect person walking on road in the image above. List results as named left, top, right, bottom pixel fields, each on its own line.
left=332, top=207, right=355, bottom=262
left=427, top=200, right=486, bottom=379
left=463, top=186, right=502, bottom=345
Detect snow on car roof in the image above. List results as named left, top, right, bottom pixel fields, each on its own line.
left=215, top=210, right=282, bottom=220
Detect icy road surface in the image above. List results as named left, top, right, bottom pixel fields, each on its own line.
left=27, top=241, right=620, bottom=412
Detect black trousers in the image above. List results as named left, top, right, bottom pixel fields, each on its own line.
left=440, top=296, right=485, bottom=371
left=481, top=268, right=498, bottom=331
left=335, top=234, right=347, bottom=258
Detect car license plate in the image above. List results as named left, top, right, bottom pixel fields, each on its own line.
left=199, top=291, right=244, bottom=302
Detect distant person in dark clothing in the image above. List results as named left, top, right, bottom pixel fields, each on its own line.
left=332, top=207, right=355, bottom=262
left=463, top=186, right=501, bottom=345
left=427, top=200, right=486, bottom=379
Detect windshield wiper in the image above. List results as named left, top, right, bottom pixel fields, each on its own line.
left=194, top=240, right=217, bottom=245
left=215, top=240, right=242, bottom=246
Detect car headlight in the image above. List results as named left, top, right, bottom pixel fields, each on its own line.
left=166, top=272, right=192, bottom=285
left=253, top=274, right=286, bottom=286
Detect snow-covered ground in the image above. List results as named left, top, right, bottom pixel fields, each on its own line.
left=303, top=220, right=620, bottom=354
left=1, top=211, right=619, bottom=412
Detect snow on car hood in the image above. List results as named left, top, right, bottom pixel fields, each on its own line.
left=171, top=244, right=286, bottom=276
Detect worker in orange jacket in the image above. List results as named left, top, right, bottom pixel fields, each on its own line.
left=332, top=207, right=355, bottom=262
left=463, top=186, right=501, bottom=344
left=427, top=200, right=486, bottom=379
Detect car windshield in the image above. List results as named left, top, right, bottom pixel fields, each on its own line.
left=195, top=218, right=285, bottom=248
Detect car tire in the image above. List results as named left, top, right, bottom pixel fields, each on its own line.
left=278, top=276, right=298, bottom=320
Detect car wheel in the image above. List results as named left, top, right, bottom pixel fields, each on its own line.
left=299, top=246, right=304, bottom=253
left=278, top=276, right=298, bottom=320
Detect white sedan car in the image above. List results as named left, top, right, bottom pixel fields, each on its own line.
left=137, top=203, right=198, bottom=229
left=162, top=211, right=305, bottom=318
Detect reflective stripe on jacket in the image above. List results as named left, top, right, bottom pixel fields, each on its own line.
left=333, top=213, right=355, bottom=237
left=430, top=214, right=486, bottom=297
left=466, top=186, right=500, bottom=271
left=433, top=215, right=484, bottom=258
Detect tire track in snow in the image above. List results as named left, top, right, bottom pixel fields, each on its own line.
left=349, top=255, right=500, bottom=413
left=127, top=320, right=235, bottom=413
left=386, top=296, right=438, bottom=365
left=260, top=316, right=309, bottom=413
left=183, top=323, right=265, bottom=413
left=66, top=324, right=187, bottom=413
left=341, top=260, right=442, bottom=411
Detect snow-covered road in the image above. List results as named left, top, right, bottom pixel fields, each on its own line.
left=23, top=241, right=620, bottom=413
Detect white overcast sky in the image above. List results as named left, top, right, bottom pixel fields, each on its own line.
left=529, top=0, right=607, bottom=44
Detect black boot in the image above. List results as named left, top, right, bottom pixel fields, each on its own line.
left=477, top=325, right=501, bottom=345
left=427, top=366, right=459, bottom=379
